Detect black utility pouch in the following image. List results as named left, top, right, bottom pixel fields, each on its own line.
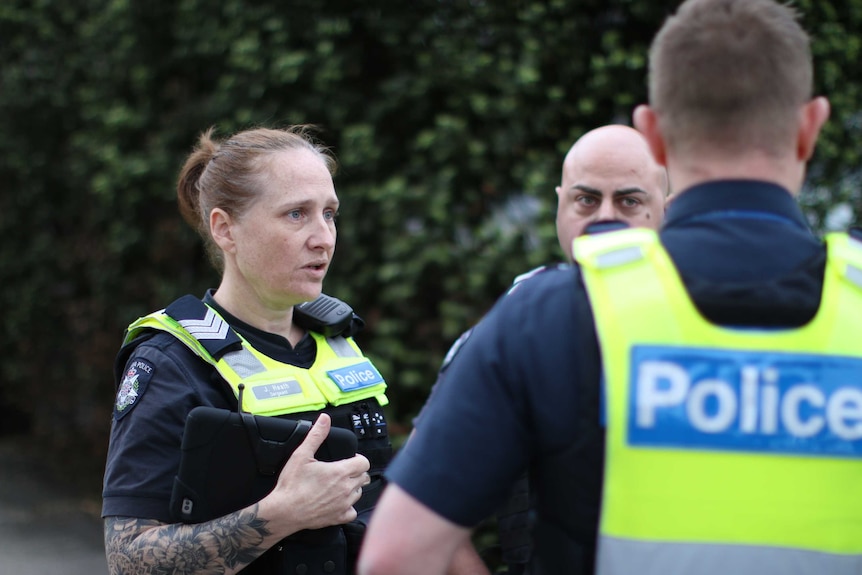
left=240, top=527, right=348, bottom=575
left=279, top=526, right=348, bottom=575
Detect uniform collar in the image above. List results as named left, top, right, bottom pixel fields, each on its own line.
left=203, top=289, right=311, bottom=353
left=664, top=180, right=811, bottom=231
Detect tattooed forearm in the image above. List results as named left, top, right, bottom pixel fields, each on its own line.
left=104, top=505, right=273, bottom=575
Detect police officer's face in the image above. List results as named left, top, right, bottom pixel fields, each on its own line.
left=225, top=148, right=338, bottom=308
left=555, top=129, right=666, bottom=261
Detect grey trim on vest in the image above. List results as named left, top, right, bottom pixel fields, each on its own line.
left=595, top=246, right=644, bottom=269
left=218, top=336, right=356, bottom=379
left=597, top=535, right=862, bottom=575
left=326, top=336, right=359, bottom=358
left=846, top=264, right=862, bottom=290
left=222, top=347, right=267, bottom=378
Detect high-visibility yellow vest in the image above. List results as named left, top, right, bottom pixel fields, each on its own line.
left=573, top=228, right=862, bottom=575
left=125, top=297, right=388, bottom=417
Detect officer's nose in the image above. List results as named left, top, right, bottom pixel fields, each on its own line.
left=309, top=214, right=336, bottom=251
left=596, top=200, right=617, bottom=222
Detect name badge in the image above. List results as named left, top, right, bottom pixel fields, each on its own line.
left=252, top=379, right=304, bottom=400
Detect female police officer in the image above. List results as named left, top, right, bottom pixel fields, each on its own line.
left=102, top=125, right=391, bottom=575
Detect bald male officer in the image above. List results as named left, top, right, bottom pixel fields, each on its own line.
left=554, top=124, right=668, bottom=262
left=428, top=124, right=668, bottom=575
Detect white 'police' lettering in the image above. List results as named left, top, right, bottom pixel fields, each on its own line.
left=131, top=359, right=153, bottom=374
left=327, top=361, right=384, bottom=392
left=333, top=368, right=376, bottom=388
left=627, top=346, right=862, bottom=457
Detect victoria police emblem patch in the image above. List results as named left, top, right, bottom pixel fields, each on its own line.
left=114, top=358, right=155, bottom=420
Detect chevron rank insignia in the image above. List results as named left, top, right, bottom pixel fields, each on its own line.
left=164, top=295, right=242, bottom=359
left=178, top=307, right=229, bottom=340
left=114, top=358, right=154, bottom=420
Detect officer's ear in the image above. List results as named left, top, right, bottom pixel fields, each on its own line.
left=796, top=96, right=830, bottom=162
left=633, top=105, right=667, bottom=168
left=210, top=208, right=236, bottom=254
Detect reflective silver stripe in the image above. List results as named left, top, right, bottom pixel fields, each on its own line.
left=178, top=308, right=230, bottom=340
left=595, top=246, right=644, bottom=269
left=220, top=337, right=356, bottom=379
left=846, top=264, right=862, bottom=290
left=326, top=336, right=358, bottom=358
left=221, top=347, right=266, bottom=378
left=597, top=535, right=862, bottom=575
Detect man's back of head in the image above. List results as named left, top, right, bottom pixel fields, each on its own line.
left=651, top=0, right=812, bottom=157
left=635, top=0, right=829, bottom=194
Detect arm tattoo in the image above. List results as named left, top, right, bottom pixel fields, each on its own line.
left=104, top=505, right=273, bottom=575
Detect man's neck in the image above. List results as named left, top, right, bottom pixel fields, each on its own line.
left=667, top=152, right=804, bottom=197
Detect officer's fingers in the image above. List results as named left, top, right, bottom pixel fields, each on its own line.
left=293, top=413, right=331, bottom=458
left=340, top=505, right=359, bottom=525
left=346, top=453, right=370, bottom=476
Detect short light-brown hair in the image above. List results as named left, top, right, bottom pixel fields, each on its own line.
left=176, top=125, right=336, bottom=270
left=649, top=0, right=813, bottom=156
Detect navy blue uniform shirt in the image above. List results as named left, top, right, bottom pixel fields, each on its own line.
left=386, top=180, right=824, bottom=529
left=101, top=291, right=317, bottom=521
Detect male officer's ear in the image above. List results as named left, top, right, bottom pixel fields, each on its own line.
left=796, top=96, right=830, bottom=162
left=633, top=104, right=667, bottom=168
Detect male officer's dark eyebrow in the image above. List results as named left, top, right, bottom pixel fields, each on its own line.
left=571, top=184, right=649, bottom=197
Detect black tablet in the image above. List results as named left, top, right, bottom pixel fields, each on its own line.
left=170, top=406, right=358, bottom=523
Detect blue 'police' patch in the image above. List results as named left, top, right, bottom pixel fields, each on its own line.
left=327, top=361, right=384, bottom=392
left=627, top=345, right=862, bottom=458
left=114, top=358, right=155, bottom=420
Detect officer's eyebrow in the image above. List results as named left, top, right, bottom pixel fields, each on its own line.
left=571, top=185, right=603, bottom=197
left=613, top=187, right=648, bottom=197
left=571, top=185, right=648, bottom=197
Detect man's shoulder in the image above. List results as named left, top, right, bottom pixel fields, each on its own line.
left=437, top=263, right=580, bottom=373
left=506, top=263, right=572, bottom=296
left=511, top=263, right=570, bottom=286
left=480, top=263, right=587, bottom=341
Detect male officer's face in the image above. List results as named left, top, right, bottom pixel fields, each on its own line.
left=555, top=126, right=667, bottom=261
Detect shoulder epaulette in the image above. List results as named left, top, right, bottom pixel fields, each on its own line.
left=164, top=295, right=243, bottom=360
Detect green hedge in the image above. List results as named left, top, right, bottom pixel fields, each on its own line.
left=1, top=0, right=861, bottom=494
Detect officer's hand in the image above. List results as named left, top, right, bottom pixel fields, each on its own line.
left=263, top=413, right=370, bottom=533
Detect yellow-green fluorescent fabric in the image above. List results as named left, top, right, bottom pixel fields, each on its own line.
left=574, top=228, right=862, bottom=575
left=126, top=309, right=388, bottom=416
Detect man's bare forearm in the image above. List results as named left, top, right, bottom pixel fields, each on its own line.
left=104, top=505, right=274, bottom=575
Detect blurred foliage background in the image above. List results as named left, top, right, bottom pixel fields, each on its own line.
left=1, top=0, right=861, bottom=516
